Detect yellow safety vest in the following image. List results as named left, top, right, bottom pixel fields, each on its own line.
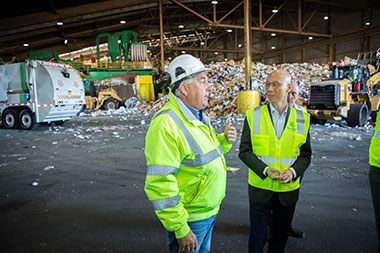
left=144, top=92, right=232, bottom=238
left=369, top=111, right=380, bottom=168
left=246, top=104, right=310, bottom=192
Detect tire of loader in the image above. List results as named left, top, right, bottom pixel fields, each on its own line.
left=347, top=104, right=369, bottom=127
left=103, top=99, right=118, bottom=110
left=19, top=109, right=35, bottom=130
left=2, top=109, right=19, bottom=129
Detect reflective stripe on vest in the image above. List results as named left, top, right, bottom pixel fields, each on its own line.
left=153, top=109, right=222, bottom=168
left=252, top=106, right=304, bottom=166
left=181, top=146, right=223, bottom=167
left=252, top=106, right=305, bottom=136
left=256, top=156, right=297, bottom=166
left=376, top=131, right=380, bottom=139
left=294, top=104, right=303, bottom=111
left=154, top=109, right=202, bottom=155
left=257, top=155, right=276, bottom=164
left=147, top=165, right=178, bottom=176
left=252, top=107, right=261, bottom=135
left=149, top=109, right=223, bottom=211
left=280, top=157, right=297, bottom=166
left=296, top=110, right=305, bottom=135
left=151, top=194, right=180, bottom=211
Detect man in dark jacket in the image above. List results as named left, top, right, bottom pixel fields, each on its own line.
left=239, top=69, right=312, bottom=253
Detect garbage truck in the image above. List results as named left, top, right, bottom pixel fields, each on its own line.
left=0, top=60, right=85, bottom=130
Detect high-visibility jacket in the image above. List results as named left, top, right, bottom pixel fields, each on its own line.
left=369, top=111, right=380, bottom=168
left=246, top=104, right=310, bottom=192
left=144, top=92, right=232, bottom=239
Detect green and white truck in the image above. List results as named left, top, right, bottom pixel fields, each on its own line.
left=0, top=60, right=85, bottom=130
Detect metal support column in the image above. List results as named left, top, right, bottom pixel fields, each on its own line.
left=244, top=0, right=251, bottom=88
left=159, top=0, right=164, bottom=71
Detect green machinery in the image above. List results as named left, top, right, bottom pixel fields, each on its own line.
left=29, top=30, right=152, bottom=81
left=90, top=30, right=151, bottom=81
left=96, top=31, right=137, bottom=62
left=29, top=30, right=153, bottom=96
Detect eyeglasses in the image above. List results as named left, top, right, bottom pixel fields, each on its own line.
left=265, top=81, right=282, bottom=88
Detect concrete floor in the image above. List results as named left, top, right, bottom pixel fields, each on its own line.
left=0, top=113, right=378, bottom=253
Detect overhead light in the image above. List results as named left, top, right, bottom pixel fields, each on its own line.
left=227, top=29, right=232, bottom=33
left=271, top=46, right=276, bottom=50
left=365, top=22, right=371, bottom=26
left=224, top=58, right=228, bottom=61
left=57, top=21, right=63, bottom=26
left=200, top=41, right=205, bottom=45
left=23, top=43, right=29, bottom=47
left=215, top=52, right=218, bottom=55
left=211, top=1, right=218, bottom=4
left=324, top=16, right=329, bottom=20
left=168, top=57, right=172, bottom=60
left=308, top=36, right=313, bottom=40
left=181, top=51, right=186, bottom=54
left=120, top=20, right=126, bottom=24
left=64, top=39, right=68, bottom=44
left=272, top=9, right=278, bottom=13
left=178, top=25, right=184, bottom=29
left=238, top=44, right=242, bottom=48
left=271, top=33, right=276, bottom=37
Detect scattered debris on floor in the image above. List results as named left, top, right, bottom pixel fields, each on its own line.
left=227, top=167, right=241, bottom=173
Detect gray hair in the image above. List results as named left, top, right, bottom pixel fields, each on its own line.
left=174, top=77, right=193, bottom=96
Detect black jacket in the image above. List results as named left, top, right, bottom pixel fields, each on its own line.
left=239, top=106, right=312, bottom=206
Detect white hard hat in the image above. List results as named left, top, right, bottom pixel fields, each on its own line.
left=166, top=54, right=210, bottom=91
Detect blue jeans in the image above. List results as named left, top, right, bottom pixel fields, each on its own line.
left=166, top=215, right=217, bottom=253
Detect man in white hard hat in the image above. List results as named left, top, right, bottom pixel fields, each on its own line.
left=144, top=54, right=237, bottom=253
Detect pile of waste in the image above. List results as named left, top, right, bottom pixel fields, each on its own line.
left=86, top=59, right=333, bottom=117
left=205, top=59, right=331, bottom=117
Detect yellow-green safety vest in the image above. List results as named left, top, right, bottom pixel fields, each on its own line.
left=369, top=111, right=380, bottom=168
left=246, top=104, right=310, bottom=192
left=144, top=92, right=232, bottom=239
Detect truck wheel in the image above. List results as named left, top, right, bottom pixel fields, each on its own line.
left=347, top=104, right=369, bottom=127
left=19, top=109, right=34, bottom=130
left=2, top=109, right=19, bottom=129
left=103, top=99, right=118, bottom=110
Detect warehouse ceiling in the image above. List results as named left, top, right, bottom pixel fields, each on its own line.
left=0, top=0, right=377, bottom=64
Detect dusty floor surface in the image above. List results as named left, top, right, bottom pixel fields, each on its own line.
left=0, top=111, right=378, bottom=253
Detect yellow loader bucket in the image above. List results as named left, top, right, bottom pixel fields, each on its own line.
left=237, top=90, right=260, bottom=114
